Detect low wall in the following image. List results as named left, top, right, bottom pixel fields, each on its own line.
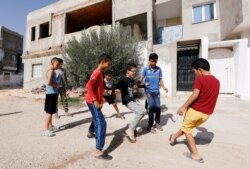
left=0, top=74, right=23, bottom=87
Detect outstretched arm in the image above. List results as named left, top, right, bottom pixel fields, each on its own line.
left=177, top=89, right=200, bottom=116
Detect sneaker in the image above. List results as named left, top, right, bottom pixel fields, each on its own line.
left=42, top=130, right=55, bottom=137
left=155, top=124, right=163, bottom=131
left=87, top=132, right=96, bottom=138
left=49, top=125, right=59, bottom=132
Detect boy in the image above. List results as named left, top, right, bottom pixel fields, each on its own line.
left=85, top=54, right=112, bottom=160
left=112, top=63, right=147, bottom=143
left=103, top=70, right=125, bottom=119
left=138, top=53, right=168, bottom=134
left=54, top=58, right=72, bottom=118
left=169, top=58, right=220, bottom=163
left=42, top=57, right=60, bottom=137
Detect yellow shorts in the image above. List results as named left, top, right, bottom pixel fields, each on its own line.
left=181, top=108, right=209, bottom=133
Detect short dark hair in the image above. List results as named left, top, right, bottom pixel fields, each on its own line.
left=51, top=57, right=59, bottom=64
left=57, top=58, right=63, bottom=63
left=104, top=70, right=112, bottom=76
left=149, top=53, right=158, bottom=61
left=99, top=53, right=112, bottom=63
left=126, top=63, right=137, bottom=71
left=191, top=58, right=210, bottom=71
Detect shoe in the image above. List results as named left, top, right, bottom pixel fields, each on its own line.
left=87, top=132, right=96, bottom=138
left=42, top=130, right=55, bottom=137
left=155, top=124, right=163, bottom=131
left=124, top=128, right=136, bottom=143
left=95, top=153, right=113, bottom=160
left=49, top=125, right=59, bottom=132
left=54, top=113, right=60, bottom=119
left=150, top=126, right=157, bottom=134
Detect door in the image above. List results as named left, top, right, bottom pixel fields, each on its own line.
left=177, top=49, right=199, bottom=91
left=208, top=49, right=235, bottom=94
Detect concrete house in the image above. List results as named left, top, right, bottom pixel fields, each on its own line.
left=23, top=0, right=250, bottom=100
left=0, top=26, right=23, bottom=87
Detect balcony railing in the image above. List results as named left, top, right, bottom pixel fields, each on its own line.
left=156, top=25, right=183, bottom=44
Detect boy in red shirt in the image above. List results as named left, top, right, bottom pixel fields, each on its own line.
left=85, top=54, right=112, bottom=160
left=169, top=58, right=220, bottom=163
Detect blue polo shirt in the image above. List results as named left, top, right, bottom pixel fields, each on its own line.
left=141, top=66, right=162, bottom=93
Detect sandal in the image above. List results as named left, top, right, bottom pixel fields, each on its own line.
left=42, top=130, right=55, bottom=137
left=183, top=152, right=204, bottom=163
left=169, top=134, right=177, bottom=146
left=95, top=153, right=113, bottom=160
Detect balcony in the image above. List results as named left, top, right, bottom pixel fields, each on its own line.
left=157, top=25, right=183, bottom=44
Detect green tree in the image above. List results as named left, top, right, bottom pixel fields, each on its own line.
left=63, top=26, right=144, bottom=87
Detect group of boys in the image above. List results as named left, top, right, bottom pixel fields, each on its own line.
left=44, top=53, right=220, bottom=163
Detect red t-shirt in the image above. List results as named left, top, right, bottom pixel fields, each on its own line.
left=191, top=75, right=220, bottom=115
left=86, top=68, right=104, bottom=104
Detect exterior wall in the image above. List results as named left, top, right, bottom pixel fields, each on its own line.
left=182, top=0, right=221, bottom=42
left=219, top=0, right=243, bottom=40
left=0, top=74, right=23, bottom=87
left=114, top=0, right=153, bottom=21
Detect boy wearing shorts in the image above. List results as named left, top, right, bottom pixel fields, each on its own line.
left=103, top=71, right=124, bottom=119
left=85, top=54, right=112, bottom=160
left=169, top=58, right=220, bottom=163
left=42, top=57, right=60, bottom=137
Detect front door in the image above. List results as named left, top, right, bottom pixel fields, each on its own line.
left=177, top=49, right=199, bottom=91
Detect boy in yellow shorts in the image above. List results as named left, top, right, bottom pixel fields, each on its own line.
left=169, top=58, right=220, bottom=163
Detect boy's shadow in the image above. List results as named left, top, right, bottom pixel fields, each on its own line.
left=54, top=117, right=93, bottom=133
left=104, top=126, right=127, bottom=154
left=177, top=127, right=215, bottom=146
left=105, top=111, right=133, bottom=119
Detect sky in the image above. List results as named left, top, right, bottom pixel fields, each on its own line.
left=0, top=0, right=56, bottom=37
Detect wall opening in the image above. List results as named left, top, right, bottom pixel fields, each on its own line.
left=32, top=64, right=42, bottom=78
left=119, top=13, right=148, bottom=41
left=65, top=0, right=112, bottom=34
left=31, top=27, right=36, bottom=41
left=39, top=22, right=50, bottom=39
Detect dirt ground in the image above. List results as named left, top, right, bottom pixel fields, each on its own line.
left=0, top=89, right=250, bottom=169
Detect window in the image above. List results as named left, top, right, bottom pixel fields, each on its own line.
left=39, top=22, right=50, bottom=39
left=3, top=72, right=10, bottom=81
left=31, top=27, right=36, bottom=41
left=32, top=64, right=42, bottom=78
left=193, top=3, right=216, bottom=23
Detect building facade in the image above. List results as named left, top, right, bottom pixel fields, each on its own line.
left=0, top=26, right=23, bottom=87
left=23, top=0, right=250, bottom=100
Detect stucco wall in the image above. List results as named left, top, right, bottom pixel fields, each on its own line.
left=182, top=0, right=221, bottom=42
left=114, top=0, right=153, bottom=21
left=219, top=0, right=243, bottom=40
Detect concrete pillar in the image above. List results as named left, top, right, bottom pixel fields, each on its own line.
left=147, top=11, right=153, bottom=53
left=241, top=30, right=250, bottom=47
left=199, top=36, right=208, bottom=59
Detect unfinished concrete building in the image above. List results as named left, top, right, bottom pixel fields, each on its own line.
left=23, top=0, right=250, bottom=100
left=0, top=26, right=23, bottom=87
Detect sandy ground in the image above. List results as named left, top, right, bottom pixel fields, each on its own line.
left=0, top=89, right=250, bottom=169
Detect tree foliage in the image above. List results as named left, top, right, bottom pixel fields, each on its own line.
left=63, top=26, right=144, bottom=87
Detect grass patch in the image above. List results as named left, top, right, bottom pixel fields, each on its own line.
left=58, top=97, right=83, bottom=108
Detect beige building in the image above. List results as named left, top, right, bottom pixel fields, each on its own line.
left=23, top=0, right=250, bottom=100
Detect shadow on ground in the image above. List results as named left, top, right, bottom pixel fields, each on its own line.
left=0, top=111, right=23, bottom=117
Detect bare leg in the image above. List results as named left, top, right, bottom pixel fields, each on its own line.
left=172, top=129, right=184, bottom=141
left=185, top=132, right=201, bottom=159
left=44, top=113, right=52, bottom=131
left=113, top=104, right=125, bottom=119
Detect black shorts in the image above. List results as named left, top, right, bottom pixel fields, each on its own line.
left=104, top=95, right=115, bottom=105
left=44, top=94, right=58, bottom=114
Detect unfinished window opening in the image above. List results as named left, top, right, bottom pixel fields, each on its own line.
left=65, top=0, right=112, bottom=34
left=119, top=13, right=148, bottom=41
left=31, top=27, right=36, bottom=41
left=39, top=22, right=50, bottom=39
left=3, top=72, right=10, bottom=81
left=32, top=64, right=42, bottom=78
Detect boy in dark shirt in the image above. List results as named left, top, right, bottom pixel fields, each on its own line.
left=169, top=58, right=220, bottom=163
left=112, top=64, right=146, bottom=143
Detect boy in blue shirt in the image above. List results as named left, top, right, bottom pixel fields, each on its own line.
left=138, top=53, right=168, bottom=133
